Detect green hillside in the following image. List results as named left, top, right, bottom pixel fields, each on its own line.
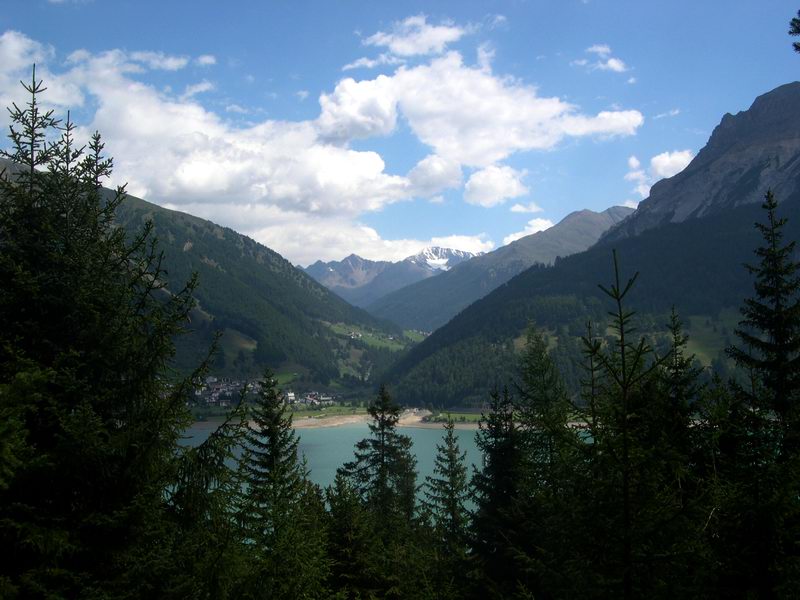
left=388, top=194, right=800, bottom=407
left=112, top=192, right=407, bottom=385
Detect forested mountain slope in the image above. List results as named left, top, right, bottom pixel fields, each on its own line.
left=389, top=193, right=800, bottom=407
left=111, top=192, right=406, bottom=384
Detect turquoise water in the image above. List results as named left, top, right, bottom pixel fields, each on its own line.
left=185, top=421, right=482, bottom=490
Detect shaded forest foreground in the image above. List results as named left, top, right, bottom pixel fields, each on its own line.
left=3, top=71, right=800, bottom=599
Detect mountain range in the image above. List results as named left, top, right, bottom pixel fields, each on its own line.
left=365, top=206, right=633, bottom=331
left=304, top=247, right=477, bottom=307
left=387, top=80, right=800, bottom=407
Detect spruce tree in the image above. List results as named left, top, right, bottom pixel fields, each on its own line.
left=237, top=369, right=329, bottom=599
left=468, top=387, right=526, bottom=599
left=422, top=417, right=470, bottom=599
left=0, top=69, right=234, bottom=598
left=727, top=190, right=800, bottom=441
left=338, top=384, right=417, bottom=523
left=723, top=189, right=800, bottom=594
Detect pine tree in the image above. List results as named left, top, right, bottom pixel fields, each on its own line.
left=338, top=384, right=417, bottom=523
left=468, top=387, right=526, bottom=599
left=337, top=384, right=419, bottom=598
left=0, top=68, right=229, bottom=598
left=722, top=189, right=800, bottom=594
left=422, top=417, right=470, bottom=599
left=790, top=9, right=800, bottom=53
left=238, top=369, right=329, bottom=599
left=727, top=190, right=800, bottom=441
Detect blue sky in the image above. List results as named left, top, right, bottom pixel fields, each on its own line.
left=1, top=0, right=798, bottom=264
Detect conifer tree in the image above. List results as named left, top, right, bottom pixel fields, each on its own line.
left=722, top=189, right=800, bottom=594
left=422, top=417, right=470, bottom=599
left=338, top=384, right=417, bottom=523
left=468, top=387, right=526, bottom=599
left=0, top=68, right=246, bottom=598
left=727, top=190, right=800, bottom=441
left=238, top=369, right=329, bottom=599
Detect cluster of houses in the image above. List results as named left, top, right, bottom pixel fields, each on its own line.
left=286, top=390, right=336, bottom=407
left=193, top=376, right=337, bottom=408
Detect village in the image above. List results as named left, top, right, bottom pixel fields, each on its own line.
left=193, top=375, right=337, bottom=409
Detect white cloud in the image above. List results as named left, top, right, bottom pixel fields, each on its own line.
left=654, top=108, right=681, bottom=119
left=364, top=14, right=468, bottom=56
left=316, top=74, right=397, bottom=141
left=295, top=90, right=309, bottom=101
left=0, top=30, right=646, bottom=264
left=627, top=76, right=637, bottom=84
left=503, top=218, right=555, bottom=245
left=477, top=42, right=494, bottom=71
left=623, top=199, right=639, bottom=209
left=575, top=44, right=629, bottom=74
left=488, top=14, right=507, bottom=29
left=586, top=44, right=611, bottom=56
left=195, top=54, right=216, bottom=66
left=650, top=149, right=693, bottom=179
left=408, top=154, right=462, bottom=197
left=464, top=165, right=528, bottom=207
left=625, top=150, right=694, bottom=198
left=130, top=51, right=189, bottom=71
left=596, top=57, right=627, bottom=72
left=343, top=53, right=404, bottom=71
left=181, top=80, right=214, bottom=100
left=510, top=202, right=543, bottom=213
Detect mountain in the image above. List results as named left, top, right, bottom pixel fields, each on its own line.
left=604, top=81, right=800, bottom=243
left=304, top=246, right=478, bottom=307
left=366, top=206, right=634, bottom=331
left=108, top=193, right=410, bottom=385
left=388, top=81, right=800, bottom=408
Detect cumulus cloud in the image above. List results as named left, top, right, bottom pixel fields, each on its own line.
left=464, top=165, right=528, bottom=207
left=625, top=150, right=694, bottom=198
left=364, top=14, right=468, bottom=56
left=316, top=75, right=397, bottom=141
left=0, top=29, right=645, bottom=264
left=317, top=52, right=643, bottom=167
left=510, top=202, right=543, bottom=213
left=295, top=90, right=309, bottom=101
left=503, top=218, right=555, bottom=245
left=408, top=154, right=462, bottom=197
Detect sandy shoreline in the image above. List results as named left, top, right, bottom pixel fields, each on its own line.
left=289, top=409, right=480, bottom=430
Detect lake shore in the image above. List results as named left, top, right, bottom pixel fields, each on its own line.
left=290, top=409, right=479, bottom=430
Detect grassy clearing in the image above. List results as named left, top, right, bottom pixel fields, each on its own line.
left=290, top=405, right=368, bottom=419
left=685, top=309, right=737, bottom=365
left=326, top=322, right=407, bottom=352
left=425, top=411, right=483, bottom=424
left=403, top=330, right=427, bottom=343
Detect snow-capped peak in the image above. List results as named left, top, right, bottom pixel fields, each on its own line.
left=404, top=246, right=479, bottom=272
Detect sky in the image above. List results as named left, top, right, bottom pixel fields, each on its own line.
left=1, top=1, right=798, bottom=265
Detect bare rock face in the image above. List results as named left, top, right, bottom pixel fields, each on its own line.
left=604, top=82, right=800, bottom=243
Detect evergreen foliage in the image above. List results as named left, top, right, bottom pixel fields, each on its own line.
left=237, top=369, right=329, bottom=599
left=422, top=417, right=470, bottom=599
left=0, top=68, right=243, bottom=598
